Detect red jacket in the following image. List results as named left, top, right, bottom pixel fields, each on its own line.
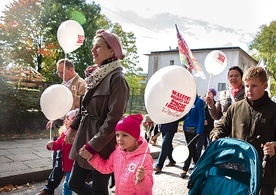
left=46, top=132, right=74, bottom=172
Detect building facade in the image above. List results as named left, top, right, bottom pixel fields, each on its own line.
left=145, top=46, right=258, bottom=98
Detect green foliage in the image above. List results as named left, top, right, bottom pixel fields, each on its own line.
left=1, top=0, right=140, bottom=83
left=249, top=20, right=276, bottom=96
left=40, top=0, right=102, bottom=80
left=0, top=88, right=47, bottom=134
left=0, top=0, right=44, bottom=69
left=0, top=0, right=143, bottom=134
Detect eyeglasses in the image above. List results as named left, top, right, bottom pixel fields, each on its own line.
left=56, top=68, right=71, bottom=76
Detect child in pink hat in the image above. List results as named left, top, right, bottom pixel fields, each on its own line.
left=83, top=114, right=154, bottom=194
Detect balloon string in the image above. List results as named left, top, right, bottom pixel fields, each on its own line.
left=135, top=136, right=151, bottom=185
left=187, top=134, right=199, bottom=147
left=207, top=74, right=212, bottom=91
left=63, top=54, right=67, bottom=82
left=50, top=121, right=53, bottom=152
left=50, top=121, right=53, bottom=141
left=141, top=141, right=149, bottom=166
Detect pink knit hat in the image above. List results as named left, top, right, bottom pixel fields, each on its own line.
left=96, top=29, right=124, bottom=60
left=115, top=114, right=143, bottom=140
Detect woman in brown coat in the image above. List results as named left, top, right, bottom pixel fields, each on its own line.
left=66, top=29, right=130, bottom=195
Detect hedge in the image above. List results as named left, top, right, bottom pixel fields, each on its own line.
left=0, top=88, right=47, bottom=134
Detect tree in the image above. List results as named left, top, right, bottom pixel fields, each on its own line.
left=249, top=20, right=276, bottom=96
left=40, top=0, right=102, bottom=81
left=0, top=0, right=45, bottom=70
left=1, top=0, right=141, bottom=83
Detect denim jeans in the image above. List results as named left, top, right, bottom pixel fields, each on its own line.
left=69, top=161, right=110, bottom=195
left=43, top=150, right=64, bottom=194
left=63, top=172, right=72, bottom=195
left=156, top=131, right=176, bottom=169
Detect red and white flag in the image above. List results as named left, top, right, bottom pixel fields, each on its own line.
left=175, top=24, right=206, bottom=79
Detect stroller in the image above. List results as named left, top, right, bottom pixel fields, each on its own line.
left=187, top=138, right=262, bottom=195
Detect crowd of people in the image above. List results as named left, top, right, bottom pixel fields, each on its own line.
left=36, top=28, right=276, bottom=195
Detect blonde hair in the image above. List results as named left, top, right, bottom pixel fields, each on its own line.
left=243, top=66, right=267, bottom=83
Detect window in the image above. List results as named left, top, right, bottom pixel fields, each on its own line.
left=218, top=83, right=226, bottom=91
left=170, top=60, right=174, bottom=65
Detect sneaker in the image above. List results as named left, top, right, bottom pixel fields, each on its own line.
left=165, top=162, right=176, bottom=167
left=36, top=190, right=53, bottom=195
left=153, top=166, right=162, bottom=173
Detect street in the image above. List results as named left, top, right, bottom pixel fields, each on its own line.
left=1, top=160, right=190, bottom=195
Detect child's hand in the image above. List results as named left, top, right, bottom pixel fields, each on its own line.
left=47, top=141, right=54, bottom=149
left=79, top=145, right=93, bottom=160
left=136, top=166, right=145, bottom=182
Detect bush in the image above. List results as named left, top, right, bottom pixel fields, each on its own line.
left=0, top=88, right=47, bottom=134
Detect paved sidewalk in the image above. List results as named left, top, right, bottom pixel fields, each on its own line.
left=0, top=130, right=186, bottom=187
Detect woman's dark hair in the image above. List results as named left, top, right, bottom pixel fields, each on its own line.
left=228, top=66, right=243, bottom=77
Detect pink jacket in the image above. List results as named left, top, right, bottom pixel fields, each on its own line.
left=46, top=132, right=74, bottom=172
left=89, top=137, right=154, bottom=195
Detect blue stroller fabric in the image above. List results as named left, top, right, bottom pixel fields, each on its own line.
left=188, top=138, right=262, bottom=195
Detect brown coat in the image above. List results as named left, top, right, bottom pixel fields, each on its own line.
left=70, top=67, right=130, bottom=170
left=209, top=86, right=245, bottom=120
left=67, top=74, right=86, bottom=110
left=210, top=92, right=276, bottom=185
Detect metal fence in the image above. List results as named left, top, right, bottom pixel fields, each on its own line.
left=127, top=87, right=147, bottom=114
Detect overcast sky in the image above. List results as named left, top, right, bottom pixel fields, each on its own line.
left=1, top=0, right=275, bottom=72
left=91, top=0, right=276, bottom=72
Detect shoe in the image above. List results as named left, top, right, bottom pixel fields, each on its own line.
left=154, top=166, right=162, bottom=173
left=180, top=172, right=187, bottom=179
left=36, top=190, right=53, bottom=195
left=165, top=162, right=176, bottom=167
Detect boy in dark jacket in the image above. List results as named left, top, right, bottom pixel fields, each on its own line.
left=210, top=66, right=276, bottom=195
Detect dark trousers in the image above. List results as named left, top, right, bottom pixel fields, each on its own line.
left=69, top=160, right=110, bottom=195
left=145, top=125, right=159, bottom=142
left=43, top=150, right=64, bottom=194
left=156, top=131, right=176, bottom=169
left=196, top=130, right=210, bottom=157
left=259, top=184, right=275, bottom=195
left=183, top=132, right=199, bottom=171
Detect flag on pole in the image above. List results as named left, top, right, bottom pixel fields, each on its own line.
left=175, top=24, right=206, bottom=79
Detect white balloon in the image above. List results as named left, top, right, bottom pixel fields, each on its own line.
left=204, top=50, right=227, bottom=75
left=40, top=84, right=73, bottom=121
left=57, top=20, right=85, bottom=53
left=172, top=145, right=189, bottom=162
left=144, top=65, right=196, bottom=124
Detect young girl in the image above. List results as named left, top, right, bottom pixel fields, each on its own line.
left=82, top=114, right=154, bottom=194
left=46, top=109, right=78, bottom=195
